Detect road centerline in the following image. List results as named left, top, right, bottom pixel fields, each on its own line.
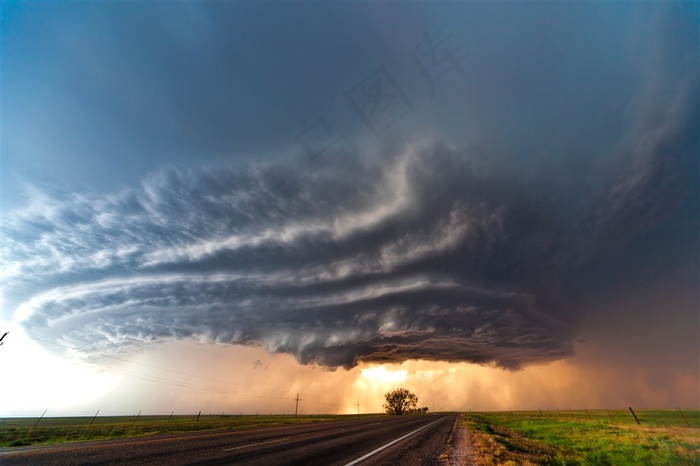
left=221, top=436, right=292, bottom=452
left=343, top=417, right=445, bottom=466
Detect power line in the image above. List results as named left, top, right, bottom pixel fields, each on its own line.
left=45, top=348, right=292, bottom=401
left=26, top=335, right=288, bottom=396
left=23, top=334, right=358, bottom=410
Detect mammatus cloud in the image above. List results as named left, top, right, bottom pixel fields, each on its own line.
left=4, top=64, right=696, bottom=370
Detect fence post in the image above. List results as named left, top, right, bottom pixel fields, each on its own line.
left=628, top=407, right=640, bottom=425
left=89, top=410, right=100, bottom=427
left=32, top=409, right=47, bottom=429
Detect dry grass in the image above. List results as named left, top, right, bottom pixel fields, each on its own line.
left=461, top=415, right=563, bottom=465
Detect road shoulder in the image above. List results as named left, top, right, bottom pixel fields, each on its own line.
left=439, top=415, right=482, bottom=466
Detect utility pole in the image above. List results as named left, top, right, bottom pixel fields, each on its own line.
left=89, top=410, right=100, bottom=427
left=294, top=394, right=301, bottom=418
left=32, top=409, right=47, bottom=430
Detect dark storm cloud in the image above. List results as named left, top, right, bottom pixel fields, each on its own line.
left=3, top=2, right=697, bottom=370
left=5, top=75, right=696, bottom=368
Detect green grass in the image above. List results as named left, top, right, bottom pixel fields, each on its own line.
left=502, top=409, right=700, bottom=428
left=464, top=410, right=700, bottom=465
left=0, top=413, right=385, bottom=448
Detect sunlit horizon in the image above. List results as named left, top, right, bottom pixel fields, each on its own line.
left=2, top=324, right=697, bottom=418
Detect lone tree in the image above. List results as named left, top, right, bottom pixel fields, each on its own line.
left=383, top=388, right=418, bottom=415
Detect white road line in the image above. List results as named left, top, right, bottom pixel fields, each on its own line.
left=343, top=417, right=445, bottom=466
left=222, top=437, right=291, bottom=452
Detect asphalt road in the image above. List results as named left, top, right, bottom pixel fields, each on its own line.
left=0, top=414, right=458, bottom=465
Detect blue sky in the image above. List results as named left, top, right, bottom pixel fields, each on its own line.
left=1, top=2, right=698, bottom=414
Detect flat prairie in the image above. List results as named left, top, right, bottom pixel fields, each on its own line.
left=460, top=410, right=700, bottom=465
left=0, top=413, right=382, bottom=447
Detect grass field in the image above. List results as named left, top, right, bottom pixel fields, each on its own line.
left=463, top=410, right=700, bottom=465
left=3, top=409, right=699, bottom=465
left=0, top=413, right=383, bottom=448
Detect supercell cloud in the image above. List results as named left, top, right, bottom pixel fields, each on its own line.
left=2, top=2, right=697, bottom=374
left=5, top=104, right=695, bottom=369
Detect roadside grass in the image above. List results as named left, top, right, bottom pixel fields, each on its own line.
left=463, top=410, right=700, bottom=465
left=0, top=413, right=385, bottom=448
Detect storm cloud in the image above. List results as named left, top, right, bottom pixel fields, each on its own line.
left=2, top=2, right=697, bottom=375
left=5, top=93, right=695, bottom=369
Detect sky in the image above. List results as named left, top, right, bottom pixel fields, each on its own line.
left=1, top=2, right=698, bottom=417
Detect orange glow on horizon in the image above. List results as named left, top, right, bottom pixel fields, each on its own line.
left=2, top=339, right=698, bottom=417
